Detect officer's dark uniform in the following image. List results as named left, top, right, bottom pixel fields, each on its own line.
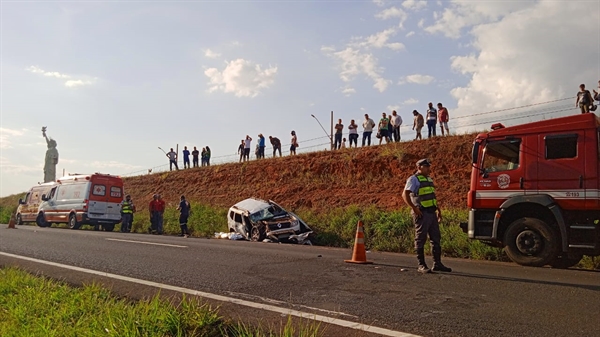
left=405, top=159, right=452, bottom=273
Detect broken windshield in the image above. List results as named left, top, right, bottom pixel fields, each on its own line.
left=249, top=205, right=284, bottom=222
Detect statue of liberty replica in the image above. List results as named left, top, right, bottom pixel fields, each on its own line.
left=42, top=126, right=59, bottom=183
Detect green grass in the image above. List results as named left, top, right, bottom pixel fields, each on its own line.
left=0, top=267, right=321, bottom=337
left=0, top=193, right=24, bottom=224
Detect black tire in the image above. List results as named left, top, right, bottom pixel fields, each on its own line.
left=250, top=225, right=266, bottom=242
left=550, top=254, right=583, bottom=269
left=68, top=214, right=81, bottom=230
left=36, top=214, right=51, bottom=228
left=16, top=213, right=23, bottom=225
left=504, top=217, right=558, bottom=267
left=103, top=224, right=115, bottom=232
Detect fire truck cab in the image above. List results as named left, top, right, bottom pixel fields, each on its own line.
left=462, top=113, right=600, bottom=267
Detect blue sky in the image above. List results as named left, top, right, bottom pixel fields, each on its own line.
left=1, top=0, right=599, bottom=196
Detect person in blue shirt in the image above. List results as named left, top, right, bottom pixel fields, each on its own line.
left=182, top=146, right=191, bottom=169
left=257, top=134, right=266, bottom=159
left=177, top=195, right=191, bottom=237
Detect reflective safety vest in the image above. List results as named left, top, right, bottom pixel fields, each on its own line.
left=121, top=201, right=134, bottom=214
left=414, top=174, right=437, bottom=209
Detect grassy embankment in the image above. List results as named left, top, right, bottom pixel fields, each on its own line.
left=0, top=267, right=321, bottom=337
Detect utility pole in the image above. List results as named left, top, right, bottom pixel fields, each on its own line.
left=330, top=111, right=334, bottom=150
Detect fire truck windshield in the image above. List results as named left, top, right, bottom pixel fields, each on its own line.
left=482, top=140, right=520, bottom=173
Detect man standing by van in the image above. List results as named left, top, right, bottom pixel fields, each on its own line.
left=120, top=195, right=135, bottom=233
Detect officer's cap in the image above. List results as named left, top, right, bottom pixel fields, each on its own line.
left=126, top=194, right=131, bottom=198
left=416, top=158, right=431, bottom=167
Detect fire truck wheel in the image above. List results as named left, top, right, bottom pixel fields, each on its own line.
left=550, top=254, right=583, bottom=269
left=68, top=214, right=81, bottom=230
left=504, top=217, right=558, bottom=267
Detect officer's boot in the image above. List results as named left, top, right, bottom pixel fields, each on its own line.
left=417, top=248, right=431, bottom=274
left=432, top=246, right=452, bottom=272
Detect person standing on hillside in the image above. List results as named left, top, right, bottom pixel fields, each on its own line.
left=182, top=146, right=191, bottom=169
left=402, top=158, right=452, bottom=274
left=257, top=134, right=266, bottom=159
left=412, top=110, right=424, bottom=140
left=244, top=135, right=252, bottom=161
left=348, top=119, right=359, bottom=148
left=120, top=194, right=135, bottom=233
left=594, top=80, right=600, bottom=103
left=177, top=195, right=191, bottom=237
left=334, top=119, right=344, bottom=150
left=290, top=131, right=298, bottom=155
left=270, top=136, right=282, bottom=157
left=167, top=148, right=178, bottom=171
left=362, top=114, right=376, bottom=147
left=378, top=112, right=391, bottom=145
left=390, top=110, right=403, bottom=142
left=437, top=103, right=450, bottom=136
left=192, top=146, right=200, bottom=168
left=576, top=83, right=594, bottom=114
left=426, top=102, right=437, bottom=138
left=155, top=194, right=166, bottom=235
left=237, top=140, right=245, bottom=163
left=205, top=146, right=211, bottom=166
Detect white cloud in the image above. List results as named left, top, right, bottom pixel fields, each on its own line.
left=399, top=74, right=435, bottom=85
left=445, top=1, right=598, bottom=122
left=204, top=58, right=277, bottom=98
left=0, top=128, right=25, bottom=149
left=417, top=18, right=425, bottom=28
left=26, top=65, right=96, bottom=88
left=0, top=157, right=41, bottom=175
left=402, top=0, right=428, bottom=11
left=65, top=79, right=94, bottom=87
left=204, top=49, right=221, bottom=59
left=341, top=86, right=357, bottom=96
left=375, top=7, right=408, bottom=28
left=323, top=46, right=392, bottom=93
left=403, top=98, right=419, bottom=105
left=387, top=104, right=401, bottom=111
left=386, top=42, right=405, bottom=51
left=372, top=0, right=386, bottom=7
left=351, top=28, right=404, bottom=50
left=406, top=31, right=415, bottom=37
left=424, top=1, right=531, bottom=39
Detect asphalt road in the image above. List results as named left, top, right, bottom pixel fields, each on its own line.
left=1, top=225, right=599, bottom=337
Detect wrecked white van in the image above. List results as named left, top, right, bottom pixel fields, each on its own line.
left=227, top=198, right=312, bottom=243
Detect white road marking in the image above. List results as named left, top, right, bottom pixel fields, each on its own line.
left=0, top=252, right=420, bottom=337
left=105, top=238, right=187, bottom=248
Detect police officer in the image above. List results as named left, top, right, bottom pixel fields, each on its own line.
left=402, top=159, right=452, bottom=273
left=120, top=195, right=135, bottom=233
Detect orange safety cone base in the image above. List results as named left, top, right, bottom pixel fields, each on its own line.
left=7, top=214, right=16, bottom=229
left=344, top=259, right=373, bottom=264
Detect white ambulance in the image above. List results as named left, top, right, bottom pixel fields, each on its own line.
left=16, top=173, right=124, bottom=231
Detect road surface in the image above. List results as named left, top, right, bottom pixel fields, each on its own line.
left=1, top=225, right=599, bottom=337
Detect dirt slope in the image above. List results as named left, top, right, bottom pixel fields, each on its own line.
left=124, top=134, right=475, bottom=212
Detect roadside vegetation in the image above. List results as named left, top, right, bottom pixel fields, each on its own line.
left=0, top=267, right=321, bottom=337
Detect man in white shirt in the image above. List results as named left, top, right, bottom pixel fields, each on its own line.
left=243, top=135, right=252, bottom=162
left=362, top=114, right=376, bottom=147
left=390, top=110, right=403, bottom=142
left=166, top=148, right=178, bottom=171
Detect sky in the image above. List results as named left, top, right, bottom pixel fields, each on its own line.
left=1, top=0, right=599, bottom=197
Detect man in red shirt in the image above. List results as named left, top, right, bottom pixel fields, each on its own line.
left=437, top=103, right=450, bottom=136
left=148, top=194, right=159, bottom=234
left=156, top=194, right=166, bottom=234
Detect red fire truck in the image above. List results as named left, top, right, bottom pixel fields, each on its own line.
left=461, top=113, right=600, bottom=267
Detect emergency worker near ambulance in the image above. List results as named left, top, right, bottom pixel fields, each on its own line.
left=402, top=159, right=452, bottom=274
left=120, top=194, right=135, bottom=233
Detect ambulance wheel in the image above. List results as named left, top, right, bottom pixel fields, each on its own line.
left=550, top=254, right=583, bottom=269
left=504, top=217, right=558, bottom=267
left=36, top=214, right=50, bottom=228
left=103, top=224, right=115, bottom=232
left=16, top=213, right=23, bottom=225
left=68, top=214, right=81, bottom=230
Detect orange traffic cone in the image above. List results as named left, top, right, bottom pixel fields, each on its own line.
left=344, top=220, right=372, bottom=264
left=7, top=213, right=16, bottom=229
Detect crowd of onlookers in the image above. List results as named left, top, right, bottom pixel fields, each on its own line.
left=164, top=146, right=211, bottom=171
left=331, top=102, right=451, bottom=150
